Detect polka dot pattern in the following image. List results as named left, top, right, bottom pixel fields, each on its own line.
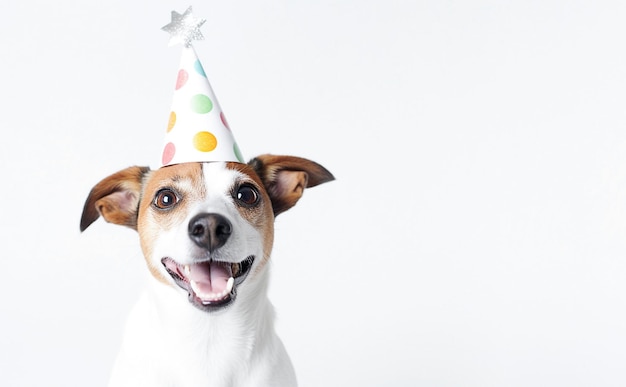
left=161, top=47, right=243, bottom=167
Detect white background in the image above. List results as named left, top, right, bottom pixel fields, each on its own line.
left=2, top=1, right=626, bottom=386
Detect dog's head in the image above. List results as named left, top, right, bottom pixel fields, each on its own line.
left=80, top=155, right=334, bottom=312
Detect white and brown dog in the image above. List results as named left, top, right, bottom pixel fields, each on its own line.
left=80, top=155, right=334, bottom=387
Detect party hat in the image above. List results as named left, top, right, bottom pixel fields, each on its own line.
left=160, top=6, right=244, bottom=167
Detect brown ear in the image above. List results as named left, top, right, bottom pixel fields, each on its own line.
left=249, top=154, right=335, bottom=216
left=80, top=166, right=151, bottom=232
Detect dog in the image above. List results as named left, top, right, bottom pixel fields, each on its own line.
left=80, top=155, right=334, bottom=387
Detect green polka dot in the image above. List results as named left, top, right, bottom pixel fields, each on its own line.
left=233, top=142, right=244, bottom=162
left=191, top=94, right=213, bottom=114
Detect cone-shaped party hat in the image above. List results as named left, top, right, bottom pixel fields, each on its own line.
left=160, top=6, right=244, bottom=167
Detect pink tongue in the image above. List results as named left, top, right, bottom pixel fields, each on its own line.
left=188, top=261, right=232, bottom=294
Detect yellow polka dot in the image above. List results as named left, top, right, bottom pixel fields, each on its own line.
left=167, top=111, right=176, bottom=132
left=193, top=131, right=217, bottom=152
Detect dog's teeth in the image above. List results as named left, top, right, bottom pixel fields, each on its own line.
left=184, top=265, right=191, bottom=276
left=226, top=277, right=234, bottom=294
left=190, top=279, right=200, bottom=294
left=190, top=278, right=235, bottom=304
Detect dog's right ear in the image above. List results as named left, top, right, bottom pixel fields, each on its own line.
left=80, top=166, right=151, bottom=232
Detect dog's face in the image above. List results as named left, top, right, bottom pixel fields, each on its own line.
left=80, top=155, right=334, bottom=312
left=139, top=162, right=275, bottom=311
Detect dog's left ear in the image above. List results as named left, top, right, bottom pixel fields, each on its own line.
left=80, top=166, right=151, bottom=232
left=249, top=154, right=335, bottom=216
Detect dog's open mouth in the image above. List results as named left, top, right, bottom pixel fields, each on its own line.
left=161, top=256, right=255, bottom=311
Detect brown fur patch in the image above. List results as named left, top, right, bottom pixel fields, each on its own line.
left=137, top=163, right=206, bottom=285
left=80, top=166, right=150, bottom=231
left=247, top=154, right=335, bottom=216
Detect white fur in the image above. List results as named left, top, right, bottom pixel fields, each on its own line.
left=108, top=163, right=296, bottom=387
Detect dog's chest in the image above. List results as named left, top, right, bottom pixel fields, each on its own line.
left=117, top=287, right=267, bottom=387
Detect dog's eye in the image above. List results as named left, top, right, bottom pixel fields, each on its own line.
left=236, top=185, right=259, bottom=206
left=154, top=189, right=179, bottom=209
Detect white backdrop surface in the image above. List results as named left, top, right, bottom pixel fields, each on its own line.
left=1, top=1, right=626, bottom=386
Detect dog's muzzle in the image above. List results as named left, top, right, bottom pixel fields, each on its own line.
left=161, top=213, right=255, bottom=312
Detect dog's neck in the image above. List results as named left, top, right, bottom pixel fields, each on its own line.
left=137, top=269, right=276, bottom=386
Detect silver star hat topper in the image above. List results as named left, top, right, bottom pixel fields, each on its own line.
left=161, top=6, right=206, bottom=47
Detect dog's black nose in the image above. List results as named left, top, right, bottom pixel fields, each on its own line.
left=188, top=213, right=232, bottom=252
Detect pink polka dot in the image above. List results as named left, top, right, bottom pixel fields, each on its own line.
left=176, top=70, right=188, bottom=90
left=220, top=111, right=230, bottom=130
left=162, top=142, right=176, bottom=165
